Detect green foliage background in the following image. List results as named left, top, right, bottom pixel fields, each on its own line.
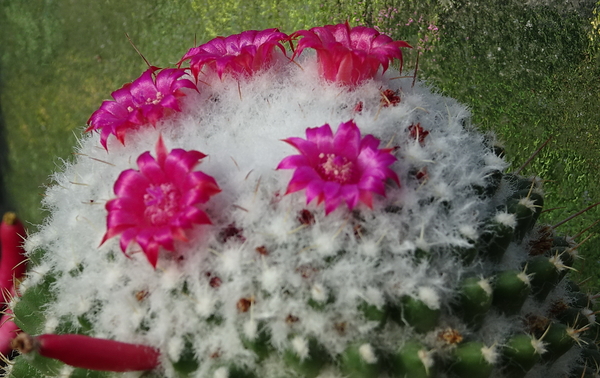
left=0, top=0, right=599, bottom=285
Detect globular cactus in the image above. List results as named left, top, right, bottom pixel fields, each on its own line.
left=2, top=23, right=599, bottom=378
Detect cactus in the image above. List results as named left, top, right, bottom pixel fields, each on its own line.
left=2, top=23, right=599, bottom=378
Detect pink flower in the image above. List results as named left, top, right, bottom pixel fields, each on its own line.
left=178, top=29, right=290, bottom=80
left=101, top=137, right=220, bottom=267
left=277, top=120, right=399, bottom=214
left=292, top=22, right=411, bottom=86
left=86, top=67, right=197, bottom=149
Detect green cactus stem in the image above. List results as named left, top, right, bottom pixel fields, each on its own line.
left=448, top=341, right=498, bottom=378
left=389, top=340, right=436, bottom=378
left=394, top=295, right=441, bottom=333
left=282, top=336, right=328, bottom=378
left=526, top=255, right=566, bottom=301
left=481, top=212, right=516, bottom=262
left=501, top=333, right=545, bottom=378
left=339, top=342, right=381, bottom=378
left=540, top=323, right=578, bottom=362
left=455, top=277, right=493, bottom=330
left=492, top=269, right=532, bottom=315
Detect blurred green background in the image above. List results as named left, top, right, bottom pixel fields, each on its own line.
left=0, top=0, right=599, bottom=285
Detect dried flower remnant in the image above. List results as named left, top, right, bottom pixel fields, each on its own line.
left=297, top=209, right=315, bottom=225
left=87, top=67, right=196, bottom=149
left=135, top=290, right=150, bottom=302
left=293, top=22, right=411, bottom=86
left=286, top=314, right=300, bottom=324
left=408, top=123, right=429, bottom=144
left=354, top=101, right=364, bottom=113
left=179, top=29, right=289, bottom=80
left=438, top=328, right=464, bottom=345
left=277, top=120, right=399, bottom=214
left=218, top=223, right=246, bottom=243
left=237, top=297, right=255, bottom=313
left=209, top=276, right=222, bottom=288
left=413, top=167, right=429, bottom=182
left=101, top=137, right=220, bottom=267
left=380, top=89, right=401, bottom=107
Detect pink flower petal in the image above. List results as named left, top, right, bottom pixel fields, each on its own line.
left=113, top=170, right=150, bottom=198
left=340, top=185, right=360, bottom=209
left=152, top=226, right=176, bottom=251
left=306, top=124, right=334, bottom=151
left=128, top=68, right=160, bottom=105
left=164, top=149, right=206, bottom=187
left=119, top=228, right=139, bottom=254
left=359, top=191, right=374, bottom=209
left=322, top=181, right=342, bottom=201
left=360, top=134, right=382, bottom=151
left=185, top=172, right=221, bottom=203
left=283, top=137, right=322, bottom=162
left=111, top=85, right=136, bottom=107
left=358, top=175, right=386, bottom=196
left=305, top=180, right=325, bottom=205
left=286, top=167, right=320, bottom=194
left=137, top=152, right=167, bottom=185
left=157, top=95, right=181, bottom=112
left=155, top=68, right=195, bottom=94
left=333, top=120, right=361, bottom=158
left=276, top=155, right=309, bottom=170
left=177, top=207, right=212, bottom=227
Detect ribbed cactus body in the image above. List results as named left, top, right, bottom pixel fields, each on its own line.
left=4, top=30, right=597, bottom=378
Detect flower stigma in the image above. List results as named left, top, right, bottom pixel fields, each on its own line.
left=144, top=183, right=181, bottom=226
left=317, top=153, right=356, bottom=184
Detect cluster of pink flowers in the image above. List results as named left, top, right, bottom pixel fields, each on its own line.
left=86, top=24, right=412, bottom=267
left=87, top=23, right=411, bottom=151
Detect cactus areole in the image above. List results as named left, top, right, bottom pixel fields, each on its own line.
left=5, top=24, right=597, bottom=378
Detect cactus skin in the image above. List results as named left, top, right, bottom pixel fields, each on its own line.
left=501, top=334, right=543, bottom=378
left=2, top=25, right=598, bottom=378
left=448, top=341, right=496, bottom=378
left=492, top=269, right=531, bottom=315
left=389, top=340, right=435, bottom=378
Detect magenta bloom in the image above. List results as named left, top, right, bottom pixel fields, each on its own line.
left=277, top=120, right=399, bottom=214
left=101, top=137, right=220, bottom=267
left=178, top=29, right=290, bottom=80
left=293, top=22, right=411, bottom=86
left=86, top=67, right=197, bottom=149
